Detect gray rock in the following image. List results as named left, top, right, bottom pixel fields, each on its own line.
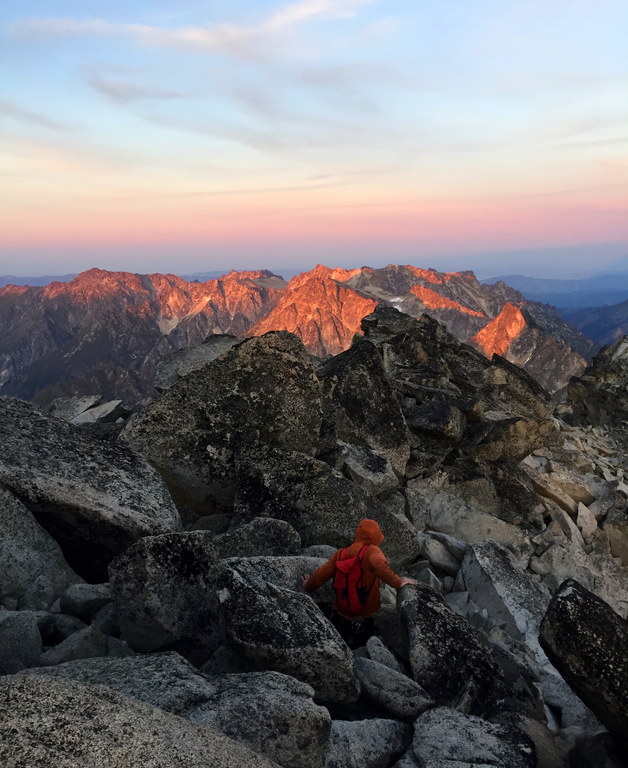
left=0, top=397, right=181, bottom=581
left=0, top=674, right=280, bottom=767
left=91, top=603, right=118, bottom=636
left=59, top=583, right=111, bottom=623
left=24, top=652, right=330, bottom=768
left=48, top=395, right=101, bottom=421
left=365, top=635, right=404, bottom=673
left=603, top=506, right=628, bottom=566
left=0, top=611, right=41, bottom=673
left=540, top=580, right=628, bottom=751
left=234, top=444, right=421, bottom=568
left=301, top=545, right=337, bottom=559
left=417, top=532, right=460, bottom=575
left=461, top=541, right=551, bottom=662
left=398, top=584, right=507, bottom=714
left=39, top=627, right=131, bottom=666
left=213, top=518, right=301, bottom=559
left=53, top=613, right=87, bottom=640
left=225, top=555, right=333, bottom=603
left=412, top=707, right=535, bottom=767
left=339, top=442, right=399, bottom=496
left=354, top=657, right=433, bottom=720
left=109, top=531, right=224, bottom=664
left=192, top=671, right=331, bottom=768
left=218, top=565, right=359, bottom=704
left=154, top=333, right=241, bottom=392
left=409, top=486, right=532, bottom=559
left=0, top=487, right=79, bottom=610
left=122, top=332, right=322, bottom=517
left=32, top=611, right=55, bottom=641
left=71, top=399, right=127, bottom=424
left=325, top=718, right=412, bottom=768
left=318, top=337, right=411, bottom=477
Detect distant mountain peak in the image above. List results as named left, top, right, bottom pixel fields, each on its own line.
left=470, top=302, right=528, bottom=357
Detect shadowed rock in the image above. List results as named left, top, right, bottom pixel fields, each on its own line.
left=218, top=565, right=359, bottom=704
left=109, top=532, right=224, bottom=665
left=122, top=332, right=322, bottom=518
left=539, top=580, right=628, bottom=751
left=0, top=487, right=79, bottom=610
left=0, top=397, right=181, bottom=581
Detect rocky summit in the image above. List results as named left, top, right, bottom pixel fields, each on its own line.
left=1, top=305, right=628, bottom=767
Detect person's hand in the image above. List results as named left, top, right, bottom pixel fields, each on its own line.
left=398, top=577, right=418, bottom=588
left=301, top=575, right=310, bottom=589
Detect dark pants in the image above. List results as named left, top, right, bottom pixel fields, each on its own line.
left=330, top=610, right=375, bottom=650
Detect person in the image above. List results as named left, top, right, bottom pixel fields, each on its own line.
left=302, top=518, right=417, bottom=648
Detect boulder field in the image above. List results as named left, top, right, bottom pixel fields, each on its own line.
left=1, top=307, right=627, bottom=767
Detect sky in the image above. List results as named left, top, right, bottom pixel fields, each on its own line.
left=1, top=0, right=627, bottom=278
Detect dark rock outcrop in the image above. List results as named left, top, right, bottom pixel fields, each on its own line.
left=234, top=444, right=421, bottom=567
left=398, top=583, right=508, bottom=715
left=539, top=580, right=628, bottom=751
left=318, top=337, right=411, bottom=475
left=0, top=397, right=180, bottom=581
left=213, top=518, right=301, bottom=559
left=109, top=532, right=224, bottom=664
left=122, top=332, right=322, bottom=518
left=218, top=565, right=359, bottom=704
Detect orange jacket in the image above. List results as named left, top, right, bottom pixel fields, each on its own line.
left=303, top=519, right=403, bottom=618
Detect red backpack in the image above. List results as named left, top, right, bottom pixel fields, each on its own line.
left=333, top=545, right=370, bottom=614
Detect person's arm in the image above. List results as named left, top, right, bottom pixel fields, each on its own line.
left=302, top=550, right=339, bottom=592
left=368, top=548, right=416, bottom=589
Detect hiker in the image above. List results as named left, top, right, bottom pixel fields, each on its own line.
left=302, top=518, right=417, bottom=649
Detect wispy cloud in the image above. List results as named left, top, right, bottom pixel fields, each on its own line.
left=0, top=100, right=72, bottom=131
left=9, top=0, right=378, bottom=57
left=89, top=75, right=187, bottom=104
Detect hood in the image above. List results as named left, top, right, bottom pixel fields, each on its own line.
left=354, top=518, right=384, bottom=546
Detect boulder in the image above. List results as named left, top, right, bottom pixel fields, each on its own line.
left=122, top=332, right=322, bottom=517
left=354, top=657, right=433, bottom=720
left=154, top=334, right=241, bottom=392
left=0, top=397, right=181, bottom=581
left=417, top=532, right=460, bottom=575
left=0, top=674, right=280, bottom=767
left=325, top=718, right=412, bottom=768
left=218, top=565, right=359, bottom=704
left=48, top=395, right=101, bottom=421
left=109, top=532, right=224, bottom=664
left=540, top=580, right=628, bottom=751
left=0, top=611, right=41, bottom=673
left=25, top=653, right=330, bottom=768
left=398, top=584, right=507, bottom=714
left=225, top=555, right=334, bottom=604
left=0, top=487, right=79, bottom=610
left=461, top=541, right=550, bottom=661
left=59, top=583, right=111, bottom=623
left=339, top=443, right=399, bottom=496
left=603, top=507, right=628, bottom=566
left=408, top=486, right=532, bottom=561
left=52, top=613, right=87, bottom=641
left=365, top=635, right=405, bottom=674
left=39, top=627, right=131, bottom=666
left=234, top=445, right=421, bottom=568
left=318, top=337, right=411, bottom=477
left=71, top=399, right=127, bottom=424
left=411, top=707, right=535, bottom=767
left=213, top=518, right=301, bottom=559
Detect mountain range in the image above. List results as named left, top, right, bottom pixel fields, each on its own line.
left=0, top=264, right=596, bottom=404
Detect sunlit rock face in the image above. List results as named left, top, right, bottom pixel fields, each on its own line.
left=0, top=263, right=591, bottom=401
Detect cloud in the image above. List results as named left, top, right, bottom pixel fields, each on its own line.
left=0, top=100, right=72, bottom=131
left=88, top=75, right=187, bottom=104
left=9, top=0, right=379, bottom=57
